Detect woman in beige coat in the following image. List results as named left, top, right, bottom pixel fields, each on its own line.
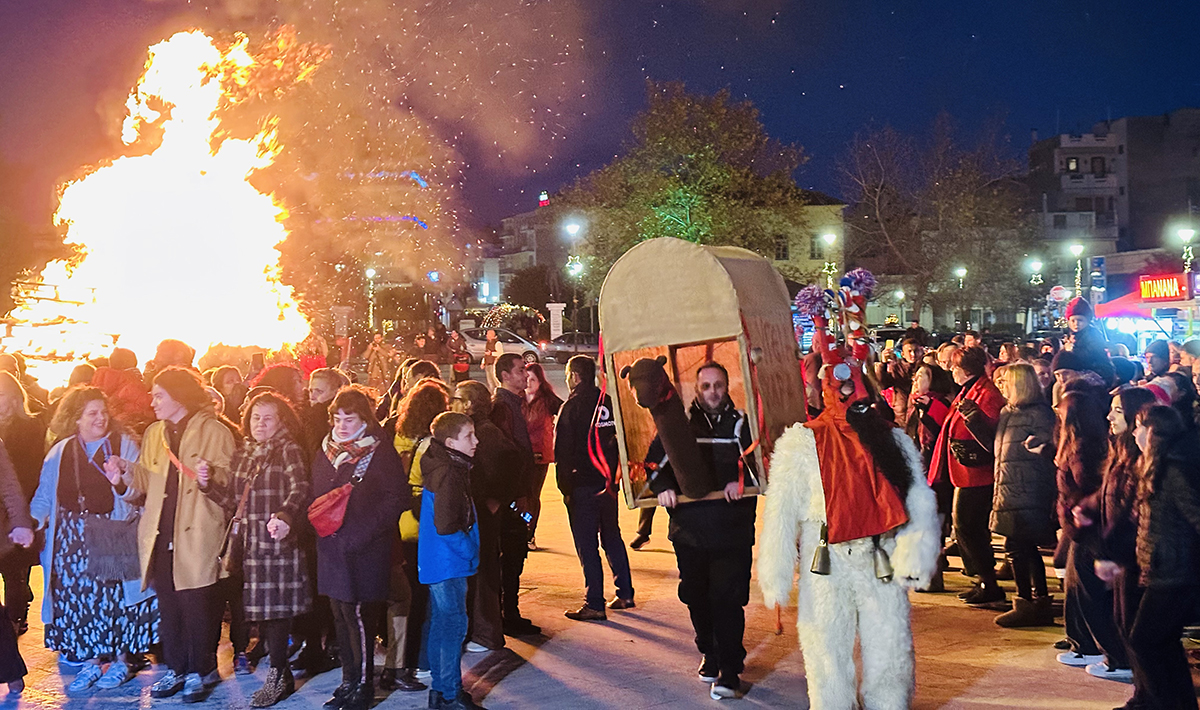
left=105, top=366, right=235, bottom=703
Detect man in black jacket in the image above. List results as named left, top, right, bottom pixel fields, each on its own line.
left=555, top=356, right=634, bottom=622
left=489, top=353, right=539, bottom=636
left=647, top=361, right=757, bottom=701
left=452, top=380, right=522, bottom=651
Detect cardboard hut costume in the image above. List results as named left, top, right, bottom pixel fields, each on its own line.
left=758, top=271, right=941, bottom=710
left=598, top=237, right=807, bottom=507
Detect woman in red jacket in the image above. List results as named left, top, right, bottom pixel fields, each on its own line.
left=929, top=346, right=1007, bottom=605
left=522, top=363, right=562, bottom=550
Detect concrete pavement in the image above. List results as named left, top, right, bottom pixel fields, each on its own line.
left=8, top=471, right=1144, bottom=709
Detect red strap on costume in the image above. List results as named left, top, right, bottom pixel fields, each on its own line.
left=587, top=333, right=615, bottom=493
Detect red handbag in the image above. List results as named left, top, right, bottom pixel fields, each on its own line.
left=307, top=466, right=366, bottom=537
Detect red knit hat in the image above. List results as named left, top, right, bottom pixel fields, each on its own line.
left=1065, top=297, right=1093, bottom=320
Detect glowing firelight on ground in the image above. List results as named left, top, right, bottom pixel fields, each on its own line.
left=4, top=30, right=316, bottom=380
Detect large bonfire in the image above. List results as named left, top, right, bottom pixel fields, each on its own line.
left=4, top=30, right=322, bottom=380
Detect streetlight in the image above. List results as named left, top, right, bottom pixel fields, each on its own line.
left=1179, top=228, right=1196, bottom=272
left=1029, top=259, right=1044, bottom=286
left=564, top=222, right=581, bottom=238
left=820, top=232, right=838, bottom=288
left=954, top=267, right=968, bottom=331
left=365, top=268, right=378, bottom=330
left=1069, top=243, right=1085, bottom=298
left=566, top=256, right=585, bottom=352
left=894, top=289, right=906, bottom=324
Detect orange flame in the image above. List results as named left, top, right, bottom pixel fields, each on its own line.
left=5, top=30, right=320, bottom=382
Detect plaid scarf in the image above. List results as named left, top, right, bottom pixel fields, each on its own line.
left=323, top=432, right=380, bottom=469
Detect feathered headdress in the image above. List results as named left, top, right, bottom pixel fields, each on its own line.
left=793, top=268, right=880, bottom=407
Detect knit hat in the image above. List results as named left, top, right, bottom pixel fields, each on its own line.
left=1146, top=376, right=1176, bottom=405
left=1145, top=339, right=1171, bottom=361
left=1065, top=297, right=1093, bottom=320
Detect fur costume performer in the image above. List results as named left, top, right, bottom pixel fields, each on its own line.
left=759, top=275, right=941, bottom=710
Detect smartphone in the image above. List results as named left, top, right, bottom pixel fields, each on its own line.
left=885, top=339, right=895, bottom=351
left=250, top=352, right=265, bottom=372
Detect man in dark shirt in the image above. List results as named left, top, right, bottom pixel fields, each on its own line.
left=489, top=353, right=539, bottom=636
left=647, top=361, right=757, bottom=701
left=876, top=337, right=924, bottom=427
left=555, top=356, right=634, bottom=621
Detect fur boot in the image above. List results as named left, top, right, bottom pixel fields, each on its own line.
left=250, top=666, right=295, bottom=707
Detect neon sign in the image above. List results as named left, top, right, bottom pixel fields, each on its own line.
left=1139, top=273, right=1191, bottom=302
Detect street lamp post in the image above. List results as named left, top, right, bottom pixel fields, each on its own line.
left=1179, top=228, right=1196, bottom=273
left=365, top=267, right=377, bottom=330
left=820, top=232, right=838, bottom=288
left=1070, top=243, right=1085, bottom=298
left=1029, top=259, right=1044, bottom=286
left=894, top=290, right=906, bottom=325
left=954, top=267, right=968, bottom=331
left=566, top=256, right=584, bottom=353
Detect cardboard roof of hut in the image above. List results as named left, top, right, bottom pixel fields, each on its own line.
left=599, top=237, right=789, bottom=353
left=599, top=238, right=806, bottom=493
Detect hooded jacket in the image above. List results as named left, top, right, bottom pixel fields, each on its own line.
left=418, top=438, right=479, bottom=585
left=554, top=382, right=618, bottom=496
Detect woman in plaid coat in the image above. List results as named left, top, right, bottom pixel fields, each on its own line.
left=200, top=392, right=311, bottom=707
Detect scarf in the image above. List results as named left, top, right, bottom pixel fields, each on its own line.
left=323, top=425, right=380, bottom=469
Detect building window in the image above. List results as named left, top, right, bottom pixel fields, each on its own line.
left=1066, top=157, right=1079, bottom=172
left=1075, top=198, right=1092, bottom=212
left=773, top=235, right=789, bottom=261
left=1053, top=214, right=1067, bottom=230
left=1118, top=145, right=1124, bottom=154
left=809, top=235, right=824, bottom=260
left=1091, top=156, right=1105, bottom=175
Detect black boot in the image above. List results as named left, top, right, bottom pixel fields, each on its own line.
left=323, top=681, right=357, bottom=710
left=344, top=681, right=374, bottom=710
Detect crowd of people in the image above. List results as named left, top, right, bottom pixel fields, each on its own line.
left=874, top=297, right=1200, bottom=710
left=0, top=294, right=1198, bottom=708
left=0, top=333, right=649, bottom=710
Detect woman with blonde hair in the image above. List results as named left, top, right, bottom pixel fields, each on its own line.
left=0, top=372, right=46, bottom=634
left=989, top=363, right=1057, bottom=626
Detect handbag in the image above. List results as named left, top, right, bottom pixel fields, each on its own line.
left=949, top=438, right=992, bottom=468
left=219, top=462, right=262, bottom=577
left=308, top=468, right=366, bottom=538
left=73, top=438, right=140, bottom=582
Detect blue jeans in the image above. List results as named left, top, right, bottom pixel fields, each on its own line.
left=567, top=487, right=635, bottom=609
left=428, top=576, right=469, bottom=698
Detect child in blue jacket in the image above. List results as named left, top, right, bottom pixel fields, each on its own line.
left=418, top=412, right=483, bottom=710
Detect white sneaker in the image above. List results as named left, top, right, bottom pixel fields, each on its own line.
left=710, top=682, right=738, bottom=700
left=1085, top=663, right=1133, bottom=683
left=67, top=664, right=104, bottom=694
left=415, top=669, right=432, bottom=682
left=1057, top=652, right=1105, bottom=667
left=465, top=642, right=491, bottom=653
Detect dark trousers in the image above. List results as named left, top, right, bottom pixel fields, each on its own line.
left=675, top=542, right=752, bottom=683
left=0, top=554, right=32, bottom=626
left=1128, top=586, right=1200, bottom=710
left=952, top=484, right=995, bottom=582
left=401, top=541, right=429, bottom=670
left=1005, top=536, right=1048, bottom=600
left=152, top=547, right=221, bottom=677
left=294, top=535, right=337, bottom=661
left=566, top=488, right=634, bottom=609
left=636, top=507, right=655, bottom=538
left=330, top=599, right=383, bottom=687
left=1065, top=541, right=1128, bottom=667
left=260, top=618, right=292, bottom=670
left=499, top=508, right=530, bottom=621
left=468, top=508, right=504, bottom=649
left=214, top=572, right=250, bottom=654
left=0, top=600, right=25, bottom=684
left=529, top=464, right=549, bottom=536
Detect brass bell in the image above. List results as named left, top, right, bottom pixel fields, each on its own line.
left=872, top=536, right=893, bottom=583
left=810, top=523, right=831, bottom=576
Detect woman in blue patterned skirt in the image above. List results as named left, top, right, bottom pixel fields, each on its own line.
left=31, top=387, right=157, bottom=693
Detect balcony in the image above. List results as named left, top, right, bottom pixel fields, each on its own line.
left=1058, top=133, right=1116, bottom=148
left=1061, top=173, right=1117, bottom=191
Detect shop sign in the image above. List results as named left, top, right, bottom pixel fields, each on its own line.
left=1139, top=273, right=1191, bottom=302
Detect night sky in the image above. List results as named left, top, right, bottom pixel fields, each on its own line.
left=1, top=0, right=1198, bottom=227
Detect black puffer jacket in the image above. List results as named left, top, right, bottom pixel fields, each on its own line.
left=1136, top=437, right=1200, bottom=587
left=990, top=402, right=1057, bottom=541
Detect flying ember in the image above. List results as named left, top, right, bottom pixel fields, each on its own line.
left=4, top=30, right=318, bottom=379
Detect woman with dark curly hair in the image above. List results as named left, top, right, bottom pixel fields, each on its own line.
left=199, top=391, right=310, bottom=706
left=32, top=387, right=153, bottom=693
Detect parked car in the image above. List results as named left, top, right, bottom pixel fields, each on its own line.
left=539, top=332, right=600, bottom=364
left=459, top=327, right=542, bottom=364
